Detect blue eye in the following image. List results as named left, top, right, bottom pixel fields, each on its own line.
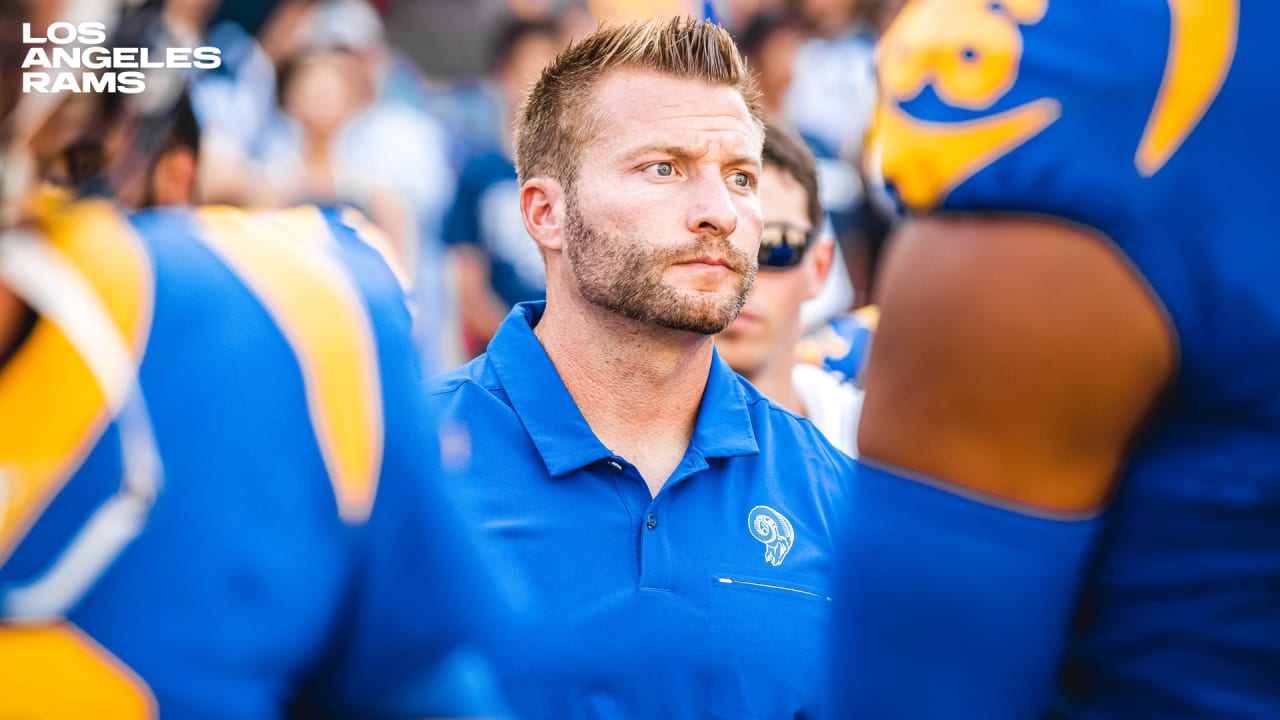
left=651, top=162, right=674, bottom=177
left=731, top=172, right=752, bottom=188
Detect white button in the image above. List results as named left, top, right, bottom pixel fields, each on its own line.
left=608, top=460, right=623, bottom=471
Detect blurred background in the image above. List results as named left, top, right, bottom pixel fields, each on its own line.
left=104, top=0, right=902, bottom=369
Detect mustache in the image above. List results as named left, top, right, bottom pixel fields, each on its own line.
left=661, top=235, right=756, bottom=274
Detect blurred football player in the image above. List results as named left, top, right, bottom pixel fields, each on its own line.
left=831, top=0, right=1280, bottom=717
left=0, top=1, right=508, bottom=717
left=716, top=120, right=862, bottom=457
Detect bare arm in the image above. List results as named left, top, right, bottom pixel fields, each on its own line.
left=830, top=215, right=1176, bottom=717
left=859, top=215, right=1174, bottom=511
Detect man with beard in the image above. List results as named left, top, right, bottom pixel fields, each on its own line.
left=428, top=16, right=854, bottom=720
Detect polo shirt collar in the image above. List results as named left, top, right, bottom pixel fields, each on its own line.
left=487, top=302, right=760, bottom=477
left=487, top=302, right=613, bottom=476
left=692, top=347, right=760, bottom=459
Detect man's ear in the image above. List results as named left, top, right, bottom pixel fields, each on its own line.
left=521, top=177, right=565, bottom=253
left=804, top=239, right=836, bottom=301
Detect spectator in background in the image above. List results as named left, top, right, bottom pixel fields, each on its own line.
left=739, top=14, right=806, bottom=118
left=257, top=0, right=459, bottom=370
left=268, top=48, right=372, bottom=202
left=783, top=0, right=876, bottom=161
left=261, top=1, right=455, bottom=267
left=716, top=121, right=860, bottom=457
left=442, top=18, right=562, bottom=358
left=188, top=0, right=301, bottom=206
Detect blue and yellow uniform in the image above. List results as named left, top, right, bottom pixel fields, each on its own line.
left=841, top=0, right=1280, bottom=716
left=0, top=200, right=504, bottom=718
left=796, top=305, right=878, bottom=386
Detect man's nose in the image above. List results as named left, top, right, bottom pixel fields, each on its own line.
left=684, top=173, right=738, bottom=238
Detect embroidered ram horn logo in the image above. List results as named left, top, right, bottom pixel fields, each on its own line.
left=748, top=506, right=795, bottom=567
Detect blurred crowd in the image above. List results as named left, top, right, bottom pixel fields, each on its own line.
left=125, top=0, right=900, bottom=369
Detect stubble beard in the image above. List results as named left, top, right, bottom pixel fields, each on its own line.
left=564, top=194, right=757, bottom=335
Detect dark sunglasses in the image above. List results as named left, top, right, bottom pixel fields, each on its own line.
left=758, top=223, right=818, bottom=269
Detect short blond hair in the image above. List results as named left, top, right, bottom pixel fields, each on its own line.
left=514, top=16, right=763, bottom=187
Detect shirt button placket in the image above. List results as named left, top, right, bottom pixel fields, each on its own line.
left=639, top=503, right=671, bottom=589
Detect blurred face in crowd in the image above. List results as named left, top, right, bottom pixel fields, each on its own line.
left=282, top=50, right=371, bottom=140
left=498, top=30, right=561, bottom=105
left=558, top=68, right=763, bottom=335
left=716, top=164, right=833, bottom=377
left=801, top=0, right=857, bottom=34
left=161, top=0, right=220, bottom=35
left=753, top=24, right=804, bottom=111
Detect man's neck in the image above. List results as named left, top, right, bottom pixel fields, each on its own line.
left=535, top=297, right=714, bottom=496
left=744, top=356, right=807, bottom=417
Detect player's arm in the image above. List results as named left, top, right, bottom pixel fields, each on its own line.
left=294, top=231, right=512, bottom=719
left=831, top=215, right=1174, bottom=717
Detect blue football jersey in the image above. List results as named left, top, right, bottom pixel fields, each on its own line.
left=870, top=0, right=1280, bottom=715
left=0, top=200, right=504, bottom=718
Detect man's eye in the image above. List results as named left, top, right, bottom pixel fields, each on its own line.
left=730, top=172, right=753, bottom=188
left=648, top=162, right=675, bottom=177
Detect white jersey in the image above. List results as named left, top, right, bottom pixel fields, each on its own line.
left=792, top=363, right=863, bottom=459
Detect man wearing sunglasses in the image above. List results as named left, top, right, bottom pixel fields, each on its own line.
left=717, top=122, right=862, bottom=457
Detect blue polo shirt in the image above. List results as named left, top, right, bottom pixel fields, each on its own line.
left=429, top=302, right=854, bottom=719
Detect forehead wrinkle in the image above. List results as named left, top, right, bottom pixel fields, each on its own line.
left=614, top=120, right=761, bottom=155
left=585, top=70, right=763, bottom=171
left=619, top=136, right=759, bottom=161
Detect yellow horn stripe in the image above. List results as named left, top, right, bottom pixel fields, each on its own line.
left=873, top=97, right=1061, bottom=209
left=0, top=623, right=156, bottom=718
left=1135, top=0, right=1238, bottom=177
left=0, top=201, right=153, bottom=562
left=195, top=207, right=383, bottom=524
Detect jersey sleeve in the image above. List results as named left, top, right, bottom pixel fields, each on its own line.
left=868, top=0, right=1225, bottom=240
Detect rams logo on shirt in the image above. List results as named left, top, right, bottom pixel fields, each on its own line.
left=748, top=506, right=795, bottom=567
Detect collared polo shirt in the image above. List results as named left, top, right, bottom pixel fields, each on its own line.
left=429, top=302, right=855, bottom=719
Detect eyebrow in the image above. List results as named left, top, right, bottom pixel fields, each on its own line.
left=619, top=144, right=761, bottom=170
